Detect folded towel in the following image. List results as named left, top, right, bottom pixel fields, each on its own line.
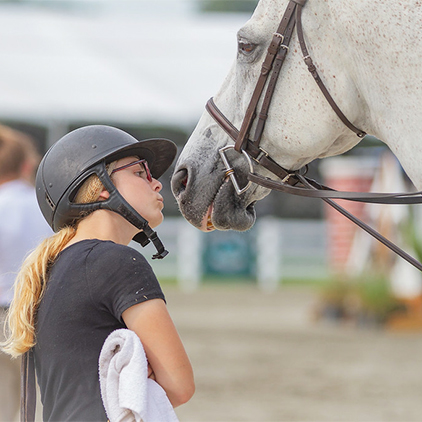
left=99, top=329, right=179, bottom=422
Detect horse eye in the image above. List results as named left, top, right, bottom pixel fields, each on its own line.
left=238, top=42, right=256, bottom=55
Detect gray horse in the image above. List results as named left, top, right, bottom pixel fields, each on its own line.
left=172, top=0, right=422, bottom=234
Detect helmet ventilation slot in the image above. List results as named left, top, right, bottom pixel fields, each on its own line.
left=45, top=192, right=55, bottom=211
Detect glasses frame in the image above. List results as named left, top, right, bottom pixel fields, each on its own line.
left=110, top=159, right=152, bottom=182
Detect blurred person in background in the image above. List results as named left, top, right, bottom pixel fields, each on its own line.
left=0, top=124, right=51, bottom=421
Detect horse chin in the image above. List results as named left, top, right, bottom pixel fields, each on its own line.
left=198, top=179, right=257, bottom=232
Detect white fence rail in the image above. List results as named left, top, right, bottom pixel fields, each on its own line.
left=131, top=217, right=328, bottom=291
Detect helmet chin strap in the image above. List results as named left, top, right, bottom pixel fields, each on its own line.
left=69, top=162, right=168, bottom=259
left=100, top=163, right=169, bottom=259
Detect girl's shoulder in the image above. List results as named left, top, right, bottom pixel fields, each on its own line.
left=88, top=239, right=132, bottom=254
left=85, top=239, right=150, bottom=269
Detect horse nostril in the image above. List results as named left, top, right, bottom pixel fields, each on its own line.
left=171, top=167, right=189, bottom=196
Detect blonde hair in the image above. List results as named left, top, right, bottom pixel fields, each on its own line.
left=1, top=162, right=116, bottom=357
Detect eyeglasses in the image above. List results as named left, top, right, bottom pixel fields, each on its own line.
left=111, top=159, right=152, bottom=182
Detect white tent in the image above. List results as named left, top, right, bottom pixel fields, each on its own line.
left=0, top=3, right=248, bottom=140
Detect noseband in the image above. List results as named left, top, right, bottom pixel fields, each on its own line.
left=206, top=0, right=422, bottom=271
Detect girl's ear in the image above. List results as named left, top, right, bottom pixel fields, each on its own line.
left=98, top=189, right=110, bottom=201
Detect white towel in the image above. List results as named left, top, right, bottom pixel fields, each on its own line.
left=99, top=329, right=179, bottom=422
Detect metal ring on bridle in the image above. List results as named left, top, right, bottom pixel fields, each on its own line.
left=219, top=145, right=254, bottom=195
left=224, top=168, right=235, bottom=178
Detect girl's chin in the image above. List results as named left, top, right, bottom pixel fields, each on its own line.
left=148, top=213, right=164, bottom=229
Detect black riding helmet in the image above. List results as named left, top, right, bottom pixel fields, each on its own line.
left=35, top=125, right=177, bottom=259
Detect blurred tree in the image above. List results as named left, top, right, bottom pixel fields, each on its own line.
left=198, top=0, right=258, bottom=13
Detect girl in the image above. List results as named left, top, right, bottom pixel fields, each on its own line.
left=1, top=125, right=194, bottom=421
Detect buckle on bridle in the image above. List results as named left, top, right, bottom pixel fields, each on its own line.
left=252, top=148, right=269, bottom=164
left=282, top=173, right=293, bottom=183
left=219, top=145, right=254, bottom=195
left=273, top=32, right=284, bottom=42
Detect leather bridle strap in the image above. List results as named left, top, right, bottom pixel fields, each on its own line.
left=297, top=174, right=422, bottom=272
left=295, top=5, right=366, bottom=138
left=252, top=5, right=299, bottom=146
left=248, top=172, right=422, bottom=204
left=207, top=97, right=422, bottom=204
left=247, top=172, right=422, bottom=272
left=235, top=0, right=302, bottom=152
left=206, top=98, right=298, bottom=184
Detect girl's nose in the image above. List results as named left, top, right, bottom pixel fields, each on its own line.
left=151, top=178, right=162, bottom=192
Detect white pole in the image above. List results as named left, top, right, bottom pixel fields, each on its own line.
left=177, top=219, right=202, bottom=292
left=256, top=217, right=281, bottom=292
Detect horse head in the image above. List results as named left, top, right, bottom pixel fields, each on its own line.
left=171, top=0, right=421, bottom=232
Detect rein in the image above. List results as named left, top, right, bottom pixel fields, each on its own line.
left=205, top=0, right=422, bottom=271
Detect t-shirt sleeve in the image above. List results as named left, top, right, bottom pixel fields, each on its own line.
left=84, top=242, right=165, bottom=323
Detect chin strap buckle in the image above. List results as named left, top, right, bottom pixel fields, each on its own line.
left=133, top=227, right=169, bottom=259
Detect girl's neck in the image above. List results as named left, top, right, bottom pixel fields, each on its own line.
left=65, top=209, right=137, bottom=249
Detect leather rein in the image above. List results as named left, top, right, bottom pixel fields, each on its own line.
left=205, top=0, right=422, bottom=271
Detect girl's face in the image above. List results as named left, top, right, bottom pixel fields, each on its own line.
left=111, top=156, right=164, bottom=229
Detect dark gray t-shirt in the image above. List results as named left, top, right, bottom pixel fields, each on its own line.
left=34, top=239, right=165, bottom=422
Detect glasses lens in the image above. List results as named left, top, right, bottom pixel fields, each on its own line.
left=111, top=159, right=152, bottom=182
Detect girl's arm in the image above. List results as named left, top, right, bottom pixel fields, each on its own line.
left=122, top=298, right=195, bottom=407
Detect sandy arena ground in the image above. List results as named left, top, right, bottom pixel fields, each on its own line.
left=165, top=284, right=422, bottom=422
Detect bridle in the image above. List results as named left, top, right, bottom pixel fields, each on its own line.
left=205, top=0, right=422, bottom=271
